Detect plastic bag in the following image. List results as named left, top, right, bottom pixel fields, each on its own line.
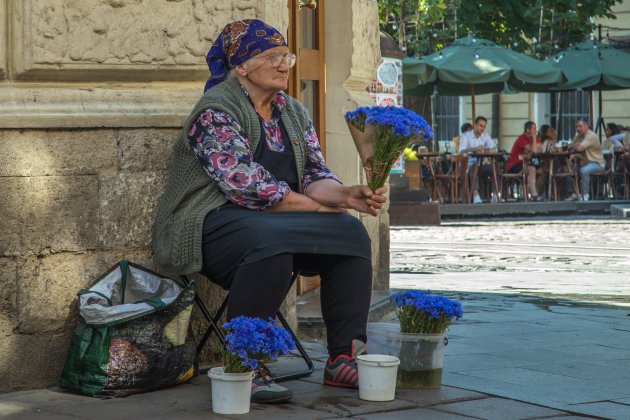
left=59, top=260, right=197, bottom=397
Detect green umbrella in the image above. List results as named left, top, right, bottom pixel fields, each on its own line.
left=403, top=36, right=565, bottom=120
left=546, top=40, right=630, bottom=140
left=547, top=39, right=630, bottom=91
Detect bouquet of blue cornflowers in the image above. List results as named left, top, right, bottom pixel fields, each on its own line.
left=391, top=290, right=463, bottom=334
left=344, top=106, right=433, bottom=191
left=222, top=316, right=295, bottom=373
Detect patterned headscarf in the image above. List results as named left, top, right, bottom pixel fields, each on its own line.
left=204, top=19, right=287, bottom=92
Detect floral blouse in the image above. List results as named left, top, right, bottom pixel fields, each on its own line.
left=188, top=89, right=340, bottom=210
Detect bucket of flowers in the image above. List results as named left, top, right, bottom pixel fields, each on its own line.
left=344, top=105, right=432, bottom=191
left=389, top=290, right=463, bottom=389
left=208, top=316, right=295, bottom=414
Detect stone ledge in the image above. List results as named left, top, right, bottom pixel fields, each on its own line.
left=0, top=82, right=201, bottom=128
left=611, top=204, right=630, bottom=218
left=390, top=202, right=441, bottom=226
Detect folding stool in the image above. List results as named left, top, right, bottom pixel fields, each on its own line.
left=181, top=272, right=314, bottom=382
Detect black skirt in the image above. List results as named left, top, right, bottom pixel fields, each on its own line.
left=200, top=203, right=371, bottom=288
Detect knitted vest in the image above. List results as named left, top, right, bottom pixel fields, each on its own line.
left=152, top=76, right=311, bottom=275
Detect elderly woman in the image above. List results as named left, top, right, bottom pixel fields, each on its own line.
left=152, top=19, right=387, bottom=403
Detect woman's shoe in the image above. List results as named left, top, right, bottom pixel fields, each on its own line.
left=323, top=339, right=366, bottom=388
left=251, top=364, right=293, bottom=404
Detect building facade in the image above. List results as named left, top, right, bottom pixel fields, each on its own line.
left=440, top=3, right=630, bottom=151
left=0, top=0, right=385, bottom=392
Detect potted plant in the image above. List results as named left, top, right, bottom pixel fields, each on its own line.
left=390, top=290, right=463, bottom=389
left=208, top=316, right=295, bottom=414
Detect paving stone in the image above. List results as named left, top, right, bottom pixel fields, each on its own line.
left=442, top=373, right=572, bottom=410
left=544, top=417, right=601, bottom=420
left=453, top=367, right=585, bottom=387
left=445, top=353, right=539, bottom=372
left=361, top=407, right=477, bottom=419
left=298, top=391, right=416, bottom=417
left=567, top=401, right=630, bottom=419
left=446, top=335, right=534, bottom=353
left=483, top=348, right=585, bottom=365
left=435, top=397, right=566, bottom=420
left=519, top=361, right=630, bottom=382
left=395, top=386, right=487, bottom=407
left=245, top=403, right=344, bottom=420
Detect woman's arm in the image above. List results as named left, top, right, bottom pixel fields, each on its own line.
left=188, top=109, right=290, bottom=210
left=304, top=179, right=387, bottom=216
left=267, top=191, right=341, bottom=213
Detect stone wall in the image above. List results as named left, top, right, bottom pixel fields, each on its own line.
left=0, top=0, right=385, bottom=392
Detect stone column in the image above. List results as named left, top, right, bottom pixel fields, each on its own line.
left=325, top=0, right=389, bottom=290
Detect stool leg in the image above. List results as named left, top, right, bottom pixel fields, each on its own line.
left=181, top=275, right=226, bottom=352
left=272, top=309, right=315, bottom=382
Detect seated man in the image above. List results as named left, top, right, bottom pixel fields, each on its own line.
left=566, top=117, right=605, bottom=201
left=458, top=116, right=496, bottom=203
left=505, top=121, right=542, bottom=201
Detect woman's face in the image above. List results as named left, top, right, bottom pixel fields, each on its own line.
left=239, top=46, right=292, bottom=92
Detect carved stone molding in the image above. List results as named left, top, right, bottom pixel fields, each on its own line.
left=0, top=82, right=201, bottom=128
left=8, top=0, right=257, bottom=81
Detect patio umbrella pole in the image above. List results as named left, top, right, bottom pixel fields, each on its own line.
left=596, top=89, right=604, bottom=144
left=596, top=25, right=604, bottom=143
left=471, top=84, right=476, bottom=122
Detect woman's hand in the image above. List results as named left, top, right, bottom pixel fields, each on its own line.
left=346, top=185, right=387, bottom=216
left=304, top=179, right=387, bottom=216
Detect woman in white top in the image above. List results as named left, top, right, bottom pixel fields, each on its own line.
left=604, top=123, right=624, bottom=150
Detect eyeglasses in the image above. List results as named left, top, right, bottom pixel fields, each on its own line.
left=259, top=53, right=297, bottom=68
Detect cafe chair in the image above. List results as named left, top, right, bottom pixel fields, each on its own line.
left=417, top=155, right=441, bottom=202
left=499, top=155, right=529, bottom=202
left=590, top=153, right=616, bottom=200
left=550, top=155, right=580, bottom=201
left=622, top=153, right=630, bottom=199
left=434, top=155, right=469, bottom=204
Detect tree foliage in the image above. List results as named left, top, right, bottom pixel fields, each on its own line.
left=378, top=0, right=623, bottom=58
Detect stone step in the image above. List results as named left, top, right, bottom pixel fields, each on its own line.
left=297, top=290, right=393, bottom=340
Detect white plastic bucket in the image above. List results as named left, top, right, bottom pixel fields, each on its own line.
left=356, top=354, right=400, bottom=401
left=208, top=367, right=254, bottom=414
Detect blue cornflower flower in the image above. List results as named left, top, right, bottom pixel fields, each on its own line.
left=344, top=105, right=433, bottom=191
left=390, top=290, right=463, bottom=334
left=222, top=316, right=295, bottom=373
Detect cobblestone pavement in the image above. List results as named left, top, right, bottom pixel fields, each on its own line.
left=390, top=216, right=630, bottom=305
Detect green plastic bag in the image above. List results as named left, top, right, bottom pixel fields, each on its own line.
left=59, top=260, right=198, bottom=397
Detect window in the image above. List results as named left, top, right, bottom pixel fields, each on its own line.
left=433, top=95, right=460, bottom=143
left=551, top=91, right=591, bottom=141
